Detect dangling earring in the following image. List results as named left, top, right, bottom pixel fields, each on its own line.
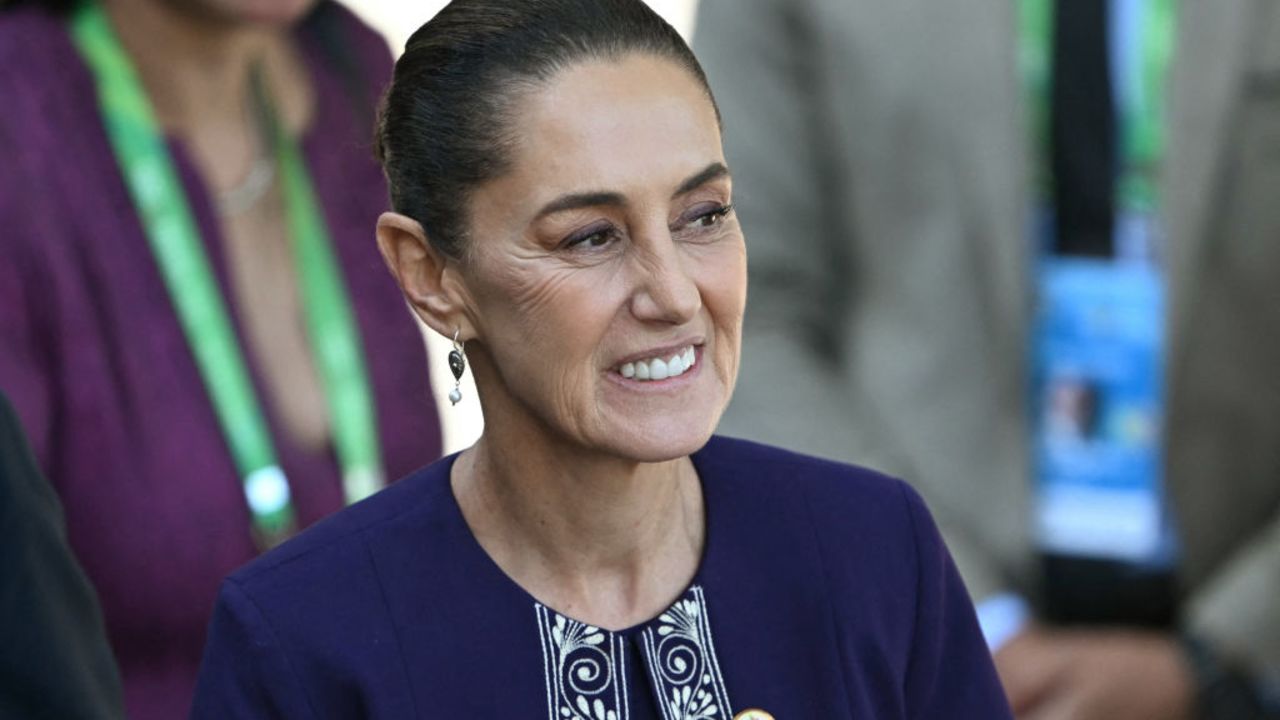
left=448, top=328, right=466, bottom=406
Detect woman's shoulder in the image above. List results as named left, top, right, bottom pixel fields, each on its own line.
left=697, top=435, right=938, bottom=574
left=696, top=438, right=1006, bottom=717
left=225, top=454, right=458, bottom=603
left=697, top=434, right=920, bottom=509
left=197, top=456, right=462, bottom=715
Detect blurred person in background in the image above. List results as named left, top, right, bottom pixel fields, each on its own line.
left=696, top=0, right=1280, bottom=717
left=1, top=389, right=125, bottom=720
left=0, top=0, right=443, bottom=714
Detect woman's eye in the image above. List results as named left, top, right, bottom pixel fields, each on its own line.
left=563, top=225, right=620, bottom=251
left=689, top=204, right=734, bottom=228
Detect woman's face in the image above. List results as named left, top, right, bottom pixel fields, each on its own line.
left=459, top=54, right=746, bottom=463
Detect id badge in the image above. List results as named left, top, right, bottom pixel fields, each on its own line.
left=1031, top=256, right=1172, bottom=564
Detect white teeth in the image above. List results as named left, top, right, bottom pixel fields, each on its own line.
left=617, top=346, right=697, bottom=382
left=650, top=358, right=669, bottom=380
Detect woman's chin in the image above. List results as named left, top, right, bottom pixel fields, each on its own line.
left=591, top=414, right=719, bottom=465
left=588, top=364, right=728, bottom=462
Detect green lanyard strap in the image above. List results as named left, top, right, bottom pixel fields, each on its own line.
left=1018, top=0, right=1177, bottom=212
left=1120, top=0, right=1175, bottom=211
left=70, top=3, right=384, bottom=547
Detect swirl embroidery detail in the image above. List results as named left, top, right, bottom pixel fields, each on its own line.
left=537, top=605, right=629, bottom=720
left=639, top=587, right=733, bottom=720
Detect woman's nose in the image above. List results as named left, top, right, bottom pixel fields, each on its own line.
left=629, top=232, right=701, bottom=325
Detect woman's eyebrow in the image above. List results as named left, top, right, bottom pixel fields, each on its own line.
left=672, top=162, right=729, bottom=197
left=533, top=162, right=729, bottom=220
left=535, top=191, right=626, bottom=220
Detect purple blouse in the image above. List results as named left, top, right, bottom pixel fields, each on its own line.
left=0, top=5, right=442, bottom=718
left=192, top=437, right=1013, bottom=718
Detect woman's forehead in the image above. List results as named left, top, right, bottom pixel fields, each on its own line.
left=498, top=55, right=724, bottom=203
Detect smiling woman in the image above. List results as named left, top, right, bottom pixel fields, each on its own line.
left=190, top=1, right=1012, bottom=717
left=406, top=54, right=744, bottom=466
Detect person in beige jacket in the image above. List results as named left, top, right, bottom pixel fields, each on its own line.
left=695, top=0, right=1280, bottom=716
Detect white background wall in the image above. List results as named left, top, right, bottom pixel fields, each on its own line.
left=342, top=0, right=698, bottom=56
left=339, top=0, right=701, bottom=453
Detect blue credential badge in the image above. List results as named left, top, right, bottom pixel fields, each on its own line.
left=1031, top=255, right=1175, bottom=566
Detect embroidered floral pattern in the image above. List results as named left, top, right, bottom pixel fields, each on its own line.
left=537, top=605, right=629, bottom=720
left=536, top=586, right=733, bottom=720
left=639, top=587, right=732, bottom=720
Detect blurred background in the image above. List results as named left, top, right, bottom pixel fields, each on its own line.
left=3, top=0, right=1279, bottom=717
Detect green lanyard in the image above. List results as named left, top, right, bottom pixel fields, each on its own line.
left=70, top=2, right=384, bottom=547
left=1019, top=0, right=1176, bottom=212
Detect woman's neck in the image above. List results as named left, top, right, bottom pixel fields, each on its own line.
left=453, top=417, right=705, bottom=631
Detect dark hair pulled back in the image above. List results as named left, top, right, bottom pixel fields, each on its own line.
left=374, top=0, right=717, bottom=259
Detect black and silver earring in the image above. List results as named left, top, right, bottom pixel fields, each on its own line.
left=448, top=328, right=466, bottom=406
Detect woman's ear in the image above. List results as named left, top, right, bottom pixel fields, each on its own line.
left=375, top=212, right=473, bottom=341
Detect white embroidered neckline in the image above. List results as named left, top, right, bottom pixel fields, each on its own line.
left=536, top=586, right=734, bottom=720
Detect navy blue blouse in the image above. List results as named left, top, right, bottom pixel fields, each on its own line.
left=192, top=437, right=1012, bottom=718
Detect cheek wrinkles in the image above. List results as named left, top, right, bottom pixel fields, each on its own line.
left=507, top=263, right=579, bottom=320
left=476, top=243, right=575, bottom=316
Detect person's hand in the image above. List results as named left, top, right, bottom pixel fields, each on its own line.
left=994, top=624, right=1195, bottom=720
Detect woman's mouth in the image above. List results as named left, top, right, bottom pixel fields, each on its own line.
left=616, top=345, right=697, bottom=382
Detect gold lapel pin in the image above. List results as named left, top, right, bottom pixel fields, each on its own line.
left=734, top=711, right=776, bottom=720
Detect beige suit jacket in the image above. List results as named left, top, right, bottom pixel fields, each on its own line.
left=695, top=0, right=1280, bottom=679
